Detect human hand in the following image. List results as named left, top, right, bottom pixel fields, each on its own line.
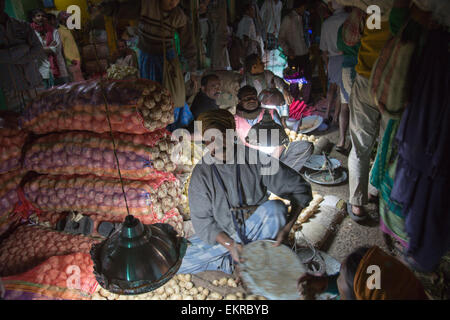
left=273, top=226, right=290, bottom=247
left=297, top=272, right=328, bottom=299
left=229, top=243, right=244, bottom=263
left=285, top=92, right=294, bottom=106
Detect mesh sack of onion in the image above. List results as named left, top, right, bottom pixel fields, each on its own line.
left=23, top=129, right=181, bottom=181
left=19, top=79, right=175, bottom=135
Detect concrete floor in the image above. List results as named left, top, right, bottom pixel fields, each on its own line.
left=305, top=124, right=389, bottom=263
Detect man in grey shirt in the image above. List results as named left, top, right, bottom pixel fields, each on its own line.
left=177, top=109, right=312, bottom=275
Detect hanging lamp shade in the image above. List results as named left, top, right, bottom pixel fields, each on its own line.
left=90, top=215, right=187, bottom=295
left=246, top=109, right=290, bottom=148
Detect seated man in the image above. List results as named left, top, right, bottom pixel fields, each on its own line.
left=234, top=86, right=313, bottom=172
left=177, top=109, right=313, bottom=275
left=241, top=53, right=292, bottom=105
left=189, top=74, right=221, bottom=120
left=111, top=39, right=138, bottom=68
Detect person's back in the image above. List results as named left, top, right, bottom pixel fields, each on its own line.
left=0, top=4, right=44, bottom=111
left=320, top=6, right=349, bottom=57
left=355, top=20, right=392, bottom=79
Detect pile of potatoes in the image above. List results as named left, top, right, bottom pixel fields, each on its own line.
left=289, top=193, right=324, bottom=241
left=285, top=128, right=318, bottom=144
left=91, top=274, right=268, bottom=300
left=107, top=64, right=138, bottom=80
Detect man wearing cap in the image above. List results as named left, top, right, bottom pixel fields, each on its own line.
left=177, top=109, right=313, bottom=275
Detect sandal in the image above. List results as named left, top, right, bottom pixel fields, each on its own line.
left=346, top=203, right=368, bottom=223
left=56, top=212, right=93, bottom=236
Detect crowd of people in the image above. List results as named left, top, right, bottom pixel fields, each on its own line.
left=0, top=0, right=449, bottom=300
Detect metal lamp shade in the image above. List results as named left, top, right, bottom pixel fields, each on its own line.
left=90, top=215, right=187, bottom=295
left=246, top=110, right=290, bottom=147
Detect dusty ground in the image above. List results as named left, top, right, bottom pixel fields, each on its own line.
left=306, top=124, right=389, bottom=262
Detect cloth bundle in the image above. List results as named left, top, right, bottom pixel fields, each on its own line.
left=37, top=208, right=185, bottom=238
left=23, top=130, right=179, bottom=181
left=20, top=79, right=175, bottom=134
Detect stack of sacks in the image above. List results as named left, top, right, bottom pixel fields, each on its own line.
left=23, top=130, right=179, bottom=180
left=0, top=112, right=28, bottom=237
left=18, top=79, right=186, bottom=237
left=0, top=225, right=99, bottom=277
left=20, top=79, right=176, bottom=134
left=2, top=252, right=98, bottom=300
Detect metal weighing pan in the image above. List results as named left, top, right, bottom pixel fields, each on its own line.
left=304, top=170, right=348, bottom=186
left=304, top=154, right=342, bottom=171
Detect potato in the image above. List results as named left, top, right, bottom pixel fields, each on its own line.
left=227, top=278, right=237, bottom=288
left=155, top=287, right=165, bottom=295
left=225, top=294, right=238, bottom=300
left=209, top=292, right=223, bottom=300
left=189, top=288, right=198, bottom=296
left=165, top=287, right=175, bottom=296
left=184, top=281, right=194, bottom=290
left=184, top=274, right=192, bottom=282
left=196, top=294, right=207, bottom=300
left=218, top=277, right=228, bottom=286
left=171, top=294, right=182, bottom=300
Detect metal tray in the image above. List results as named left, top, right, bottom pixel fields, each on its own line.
left=304, top=170, right=348, bottom=186
left=298, top=115, right=323, bottom=134
left=304, top=155, right=342, bottom=171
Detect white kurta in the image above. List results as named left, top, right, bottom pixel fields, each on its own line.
left=260, top=0, right=283, bottom=37
left=279, top=11, right=308, bottom=57
left=34, top=29, right=69, bottom=80
left=237, top=15, right=264, bottom=57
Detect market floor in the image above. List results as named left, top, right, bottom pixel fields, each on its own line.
left=306, top=124, right=389, bottom=263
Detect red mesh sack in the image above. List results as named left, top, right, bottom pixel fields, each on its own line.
left=22, top=174, right=182, bottom=218
left=20, top=79, right=175, bottom=135
left=23, top=129, right=180, bottom=180
left=2, top=253, right=98, bottom=300
left=0, top=225, right=99, bottom=277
